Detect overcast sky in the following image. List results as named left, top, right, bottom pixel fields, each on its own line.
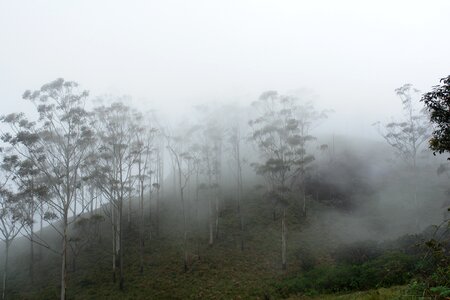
left=1, top=0, right=449, bottom=137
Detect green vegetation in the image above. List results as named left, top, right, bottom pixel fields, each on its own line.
left=2, top=192, right=449, bottom=299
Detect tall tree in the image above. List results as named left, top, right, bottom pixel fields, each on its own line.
left=165, top=127, right=197, bottom=271
left=2, top=78, right=94, bottom=300
left=375, top=84, right=432, bottom=214
left=229, top=124, right=245, bottom=250
left=0, top=176, right=25, bottom=300
left=133, top=112, right=157, bottom=274
left=1, top=155, right=47, bottom=284
left=89, top=101, right=139, bottom=289
left=249, top=91, right=319, bottom=270
left=376, top=84, right=432, bottom=168
left=194, top=105, right=226, bottom=245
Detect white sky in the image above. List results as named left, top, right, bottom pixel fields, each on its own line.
left=1, top=0, right=449, bottom=137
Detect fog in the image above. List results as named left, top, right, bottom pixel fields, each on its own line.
left=1, top=1, right=450, bottom=299
left=1, top=0, right=450, bottom=137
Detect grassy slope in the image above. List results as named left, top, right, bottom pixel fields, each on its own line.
left=5, top=193, right=407, bottom=299
left=289, top=286, right=407, bottom=300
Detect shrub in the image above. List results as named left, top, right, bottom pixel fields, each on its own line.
left=275, top=251, right=418, bottom=297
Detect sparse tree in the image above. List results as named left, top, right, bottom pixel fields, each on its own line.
left=376, top=84, right=432, bottom=168
left=89, top=101, right=140, bottom=289
left=249, top=91, right=321, bottom=270
left=1, top=78, right=94, bottom=300
left=1, top=155, right=47, bottom=284
left=0, top=180, right=25, bottom=300
left=165, top=126, right=197, bottom=271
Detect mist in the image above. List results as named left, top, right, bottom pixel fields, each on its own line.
left=0, top=1, right=449, bottom=299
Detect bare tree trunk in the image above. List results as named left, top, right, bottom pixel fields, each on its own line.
left=29, top=192, right=34, bottom=283
left=195, top=168, right=200, bottom=256
left=74, top=190, right=77, bottom=219
left=29, top=222, right=34, bottom=283
left=139, top=160, right=145, bottom=274
left=236, top=144, right=244, bottom=251
left=209, top=196, right=213, bottom=246
left=2, top=240, right=10, bottom=300
left=128, top=179, right=132, bottom=226
left=81, top=184, right=85, bottom=214
left=302, top=186, right=306, bottom=217
left=207, top=168, right=214, bottom=246
left=180, top=184, right=188, bottom=272
left=155, top=185, right=160, bottom=238
left=39, top=202, right=43, bottom=260
left=281, top=208, right=287, bottom=271
left=61, top=212, right=68, bottom=300
left=155, top=150, right=160, bottom=237
left=119, top=197, right=124, bottom=290
left=215, top=190, right=220, bottom=240
left=148, top=172, right=152, bottom=241
left=89, top=186, right=94, bottom=216
left=159, top=147, right=164, bottom=198
left=111, top=201, right=116, bottom=283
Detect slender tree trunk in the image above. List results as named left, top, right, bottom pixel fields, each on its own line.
left=112, top=201, right=116, bottom=283
left=29, top=224, right=34, bottom=283
left=119, top=190, right=124, bottom=290
left=128, top=179, right=132, bottom=226
left=195, top=168, right=200, bottom=256
left=155, top=185, right=160, bottom=238
left=215, top=190, right=220, bottom=240
left=89, top=186, right=94, bottom=216
left=239, top=196, right=244, bottom=251
left=236, top=143, right=244, bottom=251
left=208, top=170, right=214, bottom=246
left=209, top=196, right=213, bottom=246
left=302, top=185, right=306, bottom=217
left=281, top=208, right=287, bottom=271
left=148, top=172, right=152, bottom=241
left=74, top=190, right=77, bottom=219
left=179, top=181, right=188, bottom=272
left=155, top=150, right=160, bottom=237
left=29, top=193, right=34, bottom=283
left=81, top=184, right=85, bottom=214
left=39, top=201, right=43, bottom=260
left=61, top=212, right=68, bottom=300
left=139, top=168, right=144, bottom=274
left=72, top=255, right=77, bottom=272
left=2, top=240, right=10, bottom=300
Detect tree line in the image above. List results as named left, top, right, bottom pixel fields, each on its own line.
left=0, top=76, right=448, bottom=300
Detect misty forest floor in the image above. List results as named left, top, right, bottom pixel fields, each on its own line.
left=3, top=192, right=438, bottom=299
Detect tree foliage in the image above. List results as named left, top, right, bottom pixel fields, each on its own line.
left=421, top=75, right=450, bottom=159
left=376, top=84, right=432, bottom=167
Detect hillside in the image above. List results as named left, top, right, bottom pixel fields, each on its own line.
left=3, top=186, right=446, bottom=300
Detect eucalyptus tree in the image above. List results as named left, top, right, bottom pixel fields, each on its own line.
left=89, top=101, right=140, bottom=289
left=294, top=102, right=329, bottom=216
left=1, top=78, right=94, bottom=300
left=133, top=112, right=158, bottom=274
left=193, top=104, right=226, bottom=244
left=153, top=138, right=164, bottom=237
left=249, top=91, right=320, bottom=270
left=376, top=84, right=432, bottom=169
left=0, top=177, right=25, bottom=300
left=229, top=124, right=246, bottom=250
left=375, top=84, right=432, bottom=217
left=1, top=155, right=47, bottom=283
left=165, top=126, right=198, bottom=271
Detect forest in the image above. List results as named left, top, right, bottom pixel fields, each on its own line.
left=1, top=1, right=450, bottom=299
left=0, top=76, right=448, bottom=299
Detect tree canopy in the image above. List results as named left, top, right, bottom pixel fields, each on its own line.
left=421, top=75, right=450, bottom=159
